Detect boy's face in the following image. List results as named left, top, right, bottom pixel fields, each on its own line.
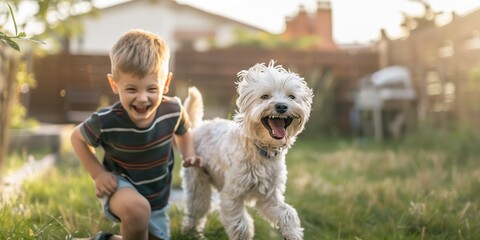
left=107, top=72, right=172, bottom=128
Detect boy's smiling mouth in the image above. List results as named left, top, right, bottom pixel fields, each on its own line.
left=133, top=105, right=150, bottom=113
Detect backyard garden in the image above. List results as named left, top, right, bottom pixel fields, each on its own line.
left=1, top=122, right=480, bottom=240
left=2, top=1, right=480, bottom=239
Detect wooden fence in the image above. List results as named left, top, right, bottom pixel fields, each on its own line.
left=381, top=9, right=480, bottom=131
left=28, top=48, right=379, bottom=135
left=30, top=54, right=113, bottom=123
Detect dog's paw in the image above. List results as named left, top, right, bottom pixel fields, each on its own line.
left=183, top=156, right=204, bottom=168
left=283, top=231, right=304, bottom=240
left=282, top=226, right=304, bottom=240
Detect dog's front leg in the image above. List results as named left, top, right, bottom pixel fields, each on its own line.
left=181, top=167, right=212, bottom=236
left=256, top=192, right=304, bottom=240
left=219, top=191, right=254, bottom=240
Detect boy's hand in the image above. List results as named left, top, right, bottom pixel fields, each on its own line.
left=183, top=156, right=204, bottom=168
left=94, top=171, right=117, bottom=198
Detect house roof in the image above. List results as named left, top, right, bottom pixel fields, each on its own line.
left=96, top=0, right=268, bottom=33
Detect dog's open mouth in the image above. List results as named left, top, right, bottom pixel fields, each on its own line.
left=261, top=116, right=294, bottom=139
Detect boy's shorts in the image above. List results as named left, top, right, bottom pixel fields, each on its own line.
left=100, top=175, right=170, bottom=240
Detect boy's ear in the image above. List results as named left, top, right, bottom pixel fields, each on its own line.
left=107, top=74, right=119, bottom=95
left=163, top=72, right=173, bottom=94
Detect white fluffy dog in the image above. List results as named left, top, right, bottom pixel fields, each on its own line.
left=181, top=61, right=313, bottom=240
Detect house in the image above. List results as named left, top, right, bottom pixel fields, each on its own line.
left=69, top=0, right=266, bottom=55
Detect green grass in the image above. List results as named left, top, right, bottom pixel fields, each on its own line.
left=2, top=126, right=480, bottom=239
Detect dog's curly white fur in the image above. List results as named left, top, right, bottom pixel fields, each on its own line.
left=181, top=61, right=313, bottom=240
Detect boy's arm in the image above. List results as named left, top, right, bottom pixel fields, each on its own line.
left=174, top=129, right=203, bottom=168
left=70, top=125, right=117, bottom=197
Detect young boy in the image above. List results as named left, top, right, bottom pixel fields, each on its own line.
left=71, top=29, right=202, bottom=240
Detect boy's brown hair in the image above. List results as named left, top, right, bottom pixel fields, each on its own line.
left=109, top=29, right=170, bottom=80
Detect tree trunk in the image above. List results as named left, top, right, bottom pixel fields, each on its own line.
left=0, top=44, right=20, bottom=176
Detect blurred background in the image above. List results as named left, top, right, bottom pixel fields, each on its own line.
left=3, top=0, right=480, bottom=142
left=1, top=0, right=480, bottom=239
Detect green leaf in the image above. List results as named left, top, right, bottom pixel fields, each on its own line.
left=1, top=36, right=20, bottom=51
left=7, top=3, right=18, bottom=36
left=17, top=32, right=26, bottom=38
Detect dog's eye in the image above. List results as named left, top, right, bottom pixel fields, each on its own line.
left=261, top=94, right=269, bottom=99
left=289, top=95, right=296, bottom=100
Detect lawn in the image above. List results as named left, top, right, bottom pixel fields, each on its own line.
left=1, top=125, right=480, bottom=239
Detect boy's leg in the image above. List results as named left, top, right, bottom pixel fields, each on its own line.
left=147, top=204, right=170, bottom=240
left=109, top=187, right=151, bottom=240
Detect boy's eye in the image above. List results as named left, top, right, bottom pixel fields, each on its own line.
left=126, top=88, right=136, bottom=92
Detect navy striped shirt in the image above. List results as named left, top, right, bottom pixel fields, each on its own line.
left=80, top=96, right=189, bottom=210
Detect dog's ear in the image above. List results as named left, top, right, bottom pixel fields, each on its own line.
left=236, top=69, right=248, bottom=84
left=302, top=78, right=314, bottom=106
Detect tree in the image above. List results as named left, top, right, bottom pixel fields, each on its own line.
left=0, top=2, right=31, bottom=176
left=0, top=0, right=95, bottom=176
left=0, top=41, right=19, bottom=176
left=400, top=0, right=443, bottom=34
left=223, top=28, right=320, bottom=50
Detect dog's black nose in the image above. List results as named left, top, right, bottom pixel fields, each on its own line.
left=275, top=103, right=288, bottom=114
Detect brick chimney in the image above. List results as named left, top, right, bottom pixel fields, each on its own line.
left=313, top=1, right=336, bottom=49
left=284, top=5, right=310, bottom=39
left=283, top=1, right=336, bottom=50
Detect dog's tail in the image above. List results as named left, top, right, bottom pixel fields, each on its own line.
left=183, top=87, right=204, bottom=129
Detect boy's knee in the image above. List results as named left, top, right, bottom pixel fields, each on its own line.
left=110, top=189, right=151, bottom=229
left=122, top=198, right=151, bottom=227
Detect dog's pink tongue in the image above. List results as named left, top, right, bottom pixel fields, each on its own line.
left=268, top=118, right=286, bottom=138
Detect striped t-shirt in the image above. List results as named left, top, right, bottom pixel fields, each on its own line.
left=80, top=96, right=189, bottom=210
